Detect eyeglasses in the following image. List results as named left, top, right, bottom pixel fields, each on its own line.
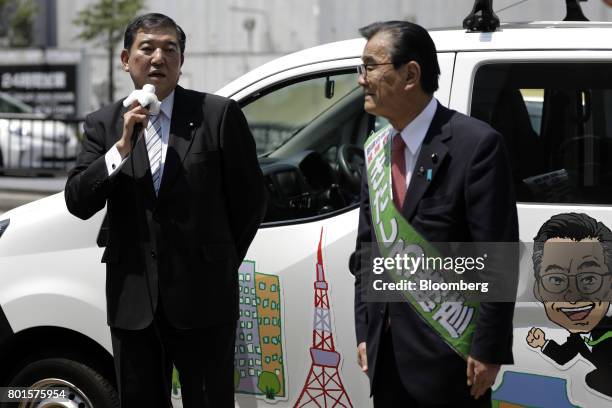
left=538, top=272, right=612, bottom=295
left=356, top=62, right=395, bottom=79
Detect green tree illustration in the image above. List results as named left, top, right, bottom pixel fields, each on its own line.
left=257, top=371, right=281, bottom=400
left=73, top=0, right=143, bottom=103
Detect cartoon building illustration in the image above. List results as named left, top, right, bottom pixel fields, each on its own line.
left=256, top=273, right=285, bottom=398
left=235, top=260, right=286, bottom=399
left=294, top=229, right=353, bottom=407
left=236, top=261, right=263, bottom=393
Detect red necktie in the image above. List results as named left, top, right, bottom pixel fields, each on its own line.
left=392, top=133, right=407, bottom=209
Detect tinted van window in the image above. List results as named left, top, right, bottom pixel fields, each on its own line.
left=471, top=63, right=612, bottom=204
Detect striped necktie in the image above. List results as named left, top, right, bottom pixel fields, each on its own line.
left=145, top=114, right=163, bottom=194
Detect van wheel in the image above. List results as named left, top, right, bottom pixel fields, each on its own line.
left=5, top=358, right=119, bottom=408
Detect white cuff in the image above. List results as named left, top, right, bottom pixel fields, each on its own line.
left=105, top=144, right=127, bottom=176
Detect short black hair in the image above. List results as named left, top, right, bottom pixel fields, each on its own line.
left=359, top=20, right=440, bottom=94
left=532, top=213, right=612, bottom=277
left=124, top=13, right=186, bottom=55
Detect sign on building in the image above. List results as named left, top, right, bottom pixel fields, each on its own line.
left=0, top=64, right=77, bottom=116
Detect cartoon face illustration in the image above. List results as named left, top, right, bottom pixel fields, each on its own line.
left=534, top=237, right=612, bottom=333
left=527, top=213, right=612, bottom=399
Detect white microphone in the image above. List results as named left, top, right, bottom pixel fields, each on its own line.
left=123, top=84, right=161, bottom=148
left=123, top=84, right=161, bottom=114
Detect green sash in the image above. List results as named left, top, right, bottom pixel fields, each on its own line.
left=364, top=125, right=479, bottom=359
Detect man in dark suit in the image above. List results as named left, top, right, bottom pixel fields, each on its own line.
left=527, top=213, right=612, bottom=397
left=351, top=21, right=518, bottom=406
left=65, top=13, right=266, bottom=408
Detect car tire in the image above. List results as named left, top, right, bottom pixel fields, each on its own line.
left=4, top=357, right=119, bottom=408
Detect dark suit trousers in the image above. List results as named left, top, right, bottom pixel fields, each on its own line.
left=110, top=300, right=236, bottom=408
left=373, top=328, right=492, bottom=408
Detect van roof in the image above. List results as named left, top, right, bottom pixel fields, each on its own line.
left=218, top=21, right=612, bottom=97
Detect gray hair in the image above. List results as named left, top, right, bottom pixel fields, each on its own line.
left=533, top=213, right=612, bottom=277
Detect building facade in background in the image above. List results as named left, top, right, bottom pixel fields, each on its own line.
left=1, top=0, right=612, bottom=115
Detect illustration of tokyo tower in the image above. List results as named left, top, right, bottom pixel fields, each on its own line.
left=293, top=229, right=353, bottom=408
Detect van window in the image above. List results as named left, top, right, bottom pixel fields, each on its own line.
left=471, top=63, right=612, bottom=204
left=241, top=72, right=361, bottom=156
left=240, top=70, right=372, bottom=224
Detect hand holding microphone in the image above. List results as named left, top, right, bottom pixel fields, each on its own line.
left=117, top=84, right=161, bottom=158
left=123, top=84, right=161, bottom=114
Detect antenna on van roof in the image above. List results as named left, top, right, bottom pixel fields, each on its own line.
left=463, top=0, right=500, bottom=32
left=564, top=0, right=589, bottom=21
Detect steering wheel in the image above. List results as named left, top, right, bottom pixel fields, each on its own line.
left=337, top=144, right=365, bottom=191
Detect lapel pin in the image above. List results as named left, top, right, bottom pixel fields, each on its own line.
left=431, top=153, right=438, bottom=164
left=417, top=166, right=425, bottom=177
left=426, top=169, right=433, bottom=182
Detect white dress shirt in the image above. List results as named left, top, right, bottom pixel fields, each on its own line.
left=393, top=97, right=437, bottom=188
left=105, top=90, right=175, bottom=179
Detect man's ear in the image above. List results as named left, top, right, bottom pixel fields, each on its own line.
left=403, top=61, right=421, bottom=91
left=602, top=278, right=612, bottom=300
left=120, top=49, right=130, bottom=72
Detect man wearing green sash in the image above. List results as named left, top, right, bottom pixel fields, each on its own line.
left=351, top=21, right=518, bottom=406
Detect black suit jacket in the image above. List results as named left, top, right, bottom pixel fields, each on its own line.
left=543, top=318, right=612, bottom=369
left=65, top=86, right=266, bottom=330
left=352, top=102, right=518, bottom=402
left=542, top=319, right=612, bottom=397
